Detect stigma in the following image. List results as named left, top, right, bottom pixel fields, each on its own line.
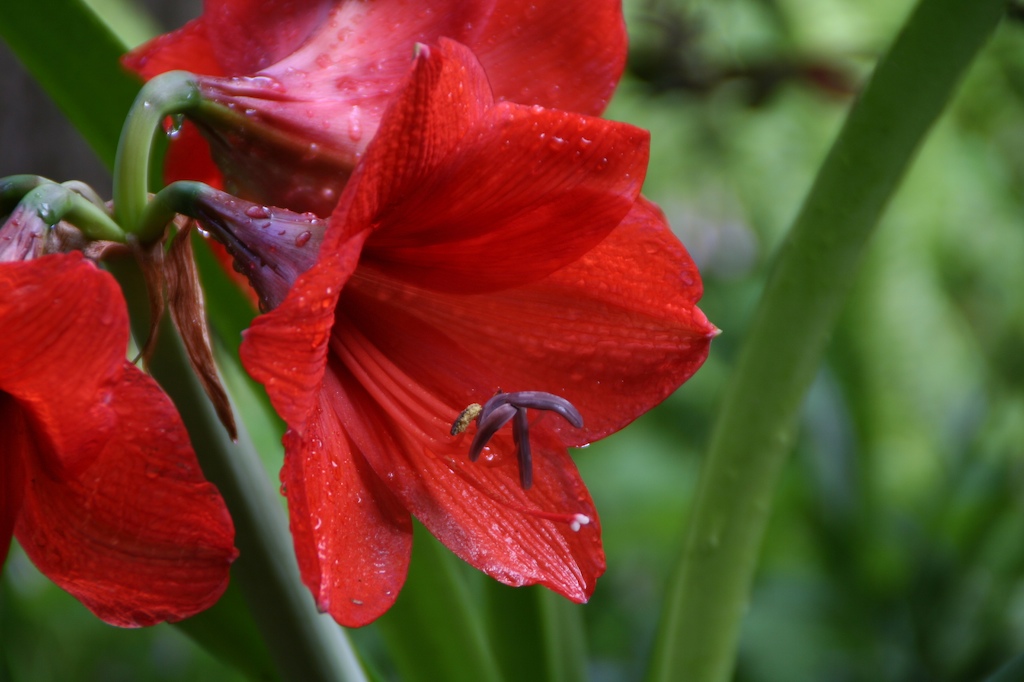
left=451, top=391, right=583, bottom=490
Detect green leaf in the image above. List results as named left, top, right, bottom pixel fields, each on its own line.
left=80, top=0, right=159, bottom=48
left=0, top=0, right=140, bottom=168
left=985, top=650, right=1024, bottom=682
left=174, top=579, right=278, bottom=682
left=645, top=0, right=1007, bottom=681
left=376, top=523, right=503, bottom=682
left=484, top=582, right=588, bottom=682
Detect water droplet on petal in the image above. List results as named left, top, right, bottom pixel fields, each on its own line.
left=245, top=205, right=271, bottom=219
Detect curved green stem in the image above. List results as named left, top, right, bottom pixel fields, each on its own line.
left=136, top=180, right=209, bottom=239
left=646, top=1, right=1007, bottom=681
left=61, top=181, right=109, bottom=211
left=21, top=182, right=126, bottom=242
left=112, top=70, right=200, bottom=240
left=1, top=175, right=47, bottom=215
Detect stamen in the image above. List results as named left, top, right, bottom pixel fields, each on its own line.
left=453, top=390, right=584, bottom=490
left=478, top=390, right=583, bottom=429
left=569, top=514, right=591, bottom=532
left=509, top=506, right=592, bottom=532
left=468, top=403, right=517, bottom=461
left=450, top=403, right=482, bottom=436
left=511, top=408, right=532, bottom=489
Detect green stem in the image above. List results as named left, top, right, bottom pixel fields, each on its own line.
left=536, top=589, right=587, bottom=682
left=376, top=523, right=503, bottom=682
left=109, top=258, right=369, bottom=682
left=20, top=182, right=126, bottom=242
left=112, top=70, right=200, bottom=240
left=1, top=175, right=46, bottom=215
left=986, top=651, right=1024, bottom=682
left=136, top=180, right=208, bottom=240
left=60, top=180, right=109, bottom=210
left=646, top=1, right=1006, bottom=681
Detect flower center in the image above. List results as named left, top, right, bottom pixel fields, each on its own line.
left=451, top=391, right=583, bottom=490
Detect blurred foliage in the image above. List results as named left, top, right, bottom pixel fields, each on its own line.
left=4, top=0, right=1024, bottom=680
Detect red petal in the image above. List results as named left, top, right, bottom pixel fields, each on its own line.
left=282, top=371, right=413, bottom=627
left=241, top=39, right=489, bottom=430
left=361, top=101, right=648, bottom=293
left=0, top=255, right=125, bottom=476
left=325, top=325, right=604, bottom=600
left=15, top=365, right=236, bottom=627
left=122, top=18, right=223, bottom=80
left=472, top=0, right=627, bottom=115
left=201, top=0, right=331, bottom=74
left=240, top=227, right=371, bottom=431
left=164, top=122, right=223, bottom=187
left=332, top=39, right=494, bottom=222
left=342, top=197, right=715, bottom=445
left=0, top=395, right=27, bottom=569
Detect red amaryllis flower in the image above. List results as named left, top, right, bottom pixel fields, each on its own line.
left=0, top=215, right=237, bottom=626
left=194, top=39, right=715, bottom=627
left=123, top=0, right=627, bottom=216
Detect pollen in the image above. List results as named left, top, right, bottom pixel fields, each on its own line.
left=450, top=402, right=483, bottom=436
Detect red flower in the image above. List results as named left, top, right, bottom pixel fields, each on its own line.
left=0, top=214, right=237, bottom=627
left=197, top=40, right=715, bottom=627
left=124, top=0, right=627, bottom=216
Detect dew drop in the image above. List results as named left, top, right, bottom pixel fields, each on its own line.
left=295, top=230, right=312, bottom=247
left=166, top=113, right=185, bottom=140
left=245, top=205, right=271, bottom=219
left=348, top=110, right=363, bottom=142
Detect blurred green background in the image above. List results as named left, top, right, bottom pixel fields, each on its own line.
left=3, top=0, right=1024, bottom=680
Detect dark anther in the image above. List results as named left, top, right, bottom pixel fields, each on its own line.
left=453, top=391, right=584, bottom=490
left=511, top=407, right=532, bottom=489
left=468, top=404, right=517, bottom=460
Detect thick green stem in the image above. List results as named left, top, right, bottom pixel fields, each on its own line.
left=1, top=175, right=47, bottom=215
left=646, top=1, right=1006, bottom=681
left=109, top=259, right=368, bottom=682
left=136, top=180, right=209, bottom=240
left=112, top=70, right=200, bottom=240
left=20, top=182, right=126, bottom=242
